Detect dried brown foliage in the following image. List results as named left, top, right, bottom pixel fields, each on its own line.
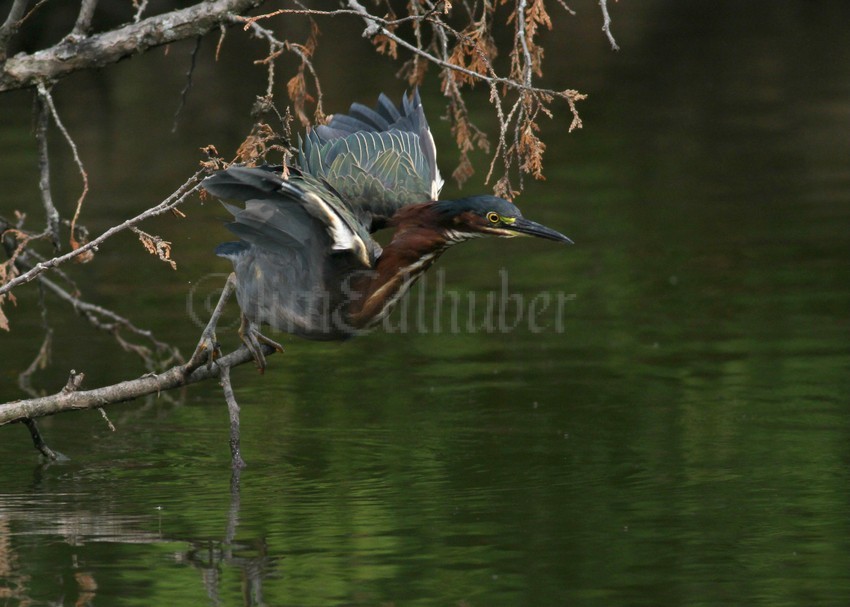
left=445, top=22, right=498, bottom=86
left=286, top=69, right=313, bottom=127
left=237, top=123, right=276, bottom=165
left=0, top=264, right=16, bottom=330
left=244, top=1, right=591, bottom=192
left=372, top=8, right=399, bottom=59
left=133, top=228, right=177, bottom=270
left=360, top=0, right=587, bottom=193
left=1, top=223, right=38, bottom=331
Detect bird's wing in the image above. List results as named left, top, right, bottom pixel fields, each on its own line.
left=299, top=89, right=444, bottom=230
left=203, top=166, right=378, bottom=269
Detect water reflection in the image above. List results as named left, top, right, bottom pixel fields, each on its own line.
left=0, top=467, right=273, bottom=606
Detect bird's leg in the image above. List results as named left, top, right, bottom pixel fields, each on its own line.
left=238, top=314, right=265, bottom=372
left=185, top=273, right=237, bottom=374
left=238, top=314, right=284, bottom=374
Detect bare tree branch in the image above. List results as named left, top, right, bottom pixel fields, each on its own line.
left=219, top=365, right=246, bottom=469
left=37, top=82, right=90, bottom=254
left=17, top=282, right=52, bottom=396
left=558, top=1, right=576, bottom=16
left=345, top=0, right=555, bottom=97
left=132, top=0, right=150, bottom=24
left=34, top=94, right=61, bottom=251
left=240, top=17, right=325, bottom=125
left=516, top=0, right=534, bottom=88
left=0, top=0, right=29, bottom=63
left=70, top=0, right=99, bottom=39
left=0, top=170, right=205, bottom=297
left=97, top=405, right=116, bottom=431
left=0, top=344, right=275, bottom=427
left=23, top=418, right=61, bottom=459
left=599, top=0, right=619, bottom=51
left=172, top=36, right=203, bottom=133
left=1, top=215, right=182, bottom=370
left=37, top=270, right=182, bottom=369
left=0, top=0, right=266, bottom=92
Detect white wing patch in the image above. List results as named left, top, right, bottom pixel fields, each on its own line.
left=298, top=188, right=371, bottom=267
left=425, top=125, right=444, bottom=199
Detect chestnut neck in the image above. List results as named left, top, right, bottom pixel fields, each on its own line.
left=347, top=202, right=463, bottom=327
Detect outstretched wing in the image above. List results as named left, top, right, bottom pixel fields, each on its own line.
left=204, top=166, right=377, bottom=268
left=204, top=166, right=381, bottom=339
left=299, top=89, right=444, bottom=230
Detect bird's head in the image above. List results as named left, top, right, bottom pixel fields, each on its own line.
left=434, top=195, right=573, bottom=244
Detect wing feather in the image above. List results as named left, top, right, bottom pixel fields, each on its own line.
left=299, top=90, right=443, bottom=231
left=204, top=167, right=376, bottom=268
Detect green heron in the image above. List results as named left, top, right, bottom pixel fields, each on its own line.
left=203, top=90, right=572, bottom=370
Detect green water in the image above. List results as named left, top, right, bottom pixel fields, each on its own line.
left=1, top=2, right=849, bottom=605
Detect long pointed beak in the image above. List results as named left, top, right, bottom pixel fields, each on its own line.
left=508, top=217, right=574, bottom=244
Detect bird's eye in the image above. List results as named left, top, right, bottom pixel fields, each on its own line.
left=486, top=212, right=500, bottom=224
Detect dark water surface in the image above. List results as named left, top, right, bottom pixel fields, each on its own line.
left=2, top=2, right=849, bottom=605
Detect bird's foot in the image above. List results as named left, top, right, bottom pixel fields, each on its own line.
left=184, top=326, right=222, bottom=375
left=239, top=317, right=284, bottom=374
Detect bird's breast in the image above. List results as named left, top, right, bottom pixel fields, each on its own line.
left=348, top=249, right=443, bottom=328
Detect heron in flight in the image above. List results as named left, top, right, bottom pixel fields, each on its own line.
left=201, top=90, right=572, bottom=370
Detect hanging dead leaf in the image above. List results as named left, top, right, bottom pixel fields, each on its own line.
left=134, top=228, right=177, bottom=270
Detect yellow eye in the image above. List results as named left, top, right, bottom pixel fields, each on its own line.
left=486, top=212, right=500, bottom=224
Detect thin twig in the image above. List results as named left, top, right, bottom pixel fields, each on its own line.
left=599, top=0, right=619, bottom=51
left=239, top=18, right=325, bottom=122
left=0, top=170, right=205, bottom=296
left=23, top=418, right=61, bottom=460
left=485, top=94, right=523, bottom=185
left=172, top=36, right=202, bottom=133
left=37, top=270, right=182, bottom=367
left=1, top=220, right=182, bottom=370
left=10, top=237, right=181, bottom=364
left=215, top=23, right=226, bottom=60
left=132, top=0, right=149, bottom=24
left=23, top=245, right=81, bottom=294
left=98, top=406, right=116, bottom=431
left=241, top=7, right=429, bottom=28
left=18, top=0, right=49, bottom=27
left=219, top=365, right=246, bottom=469
left=71, top=0, right=99, bottom=38
left=185, top=272, right=235, bottom=371
left=36, top=82, right=90, bottom=254
left=557, top=1, right=576, bottom=16
left=346, top=0, right=563, bottom=97
left=516, top=0, right=533, bottom=88
left=18, top=329, right=52, bottom=395
left=0, top=0, right=29, bottom=62
left=34, top=94, right=61, bottom=251
left=17, top=281, right=52, bottom=397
